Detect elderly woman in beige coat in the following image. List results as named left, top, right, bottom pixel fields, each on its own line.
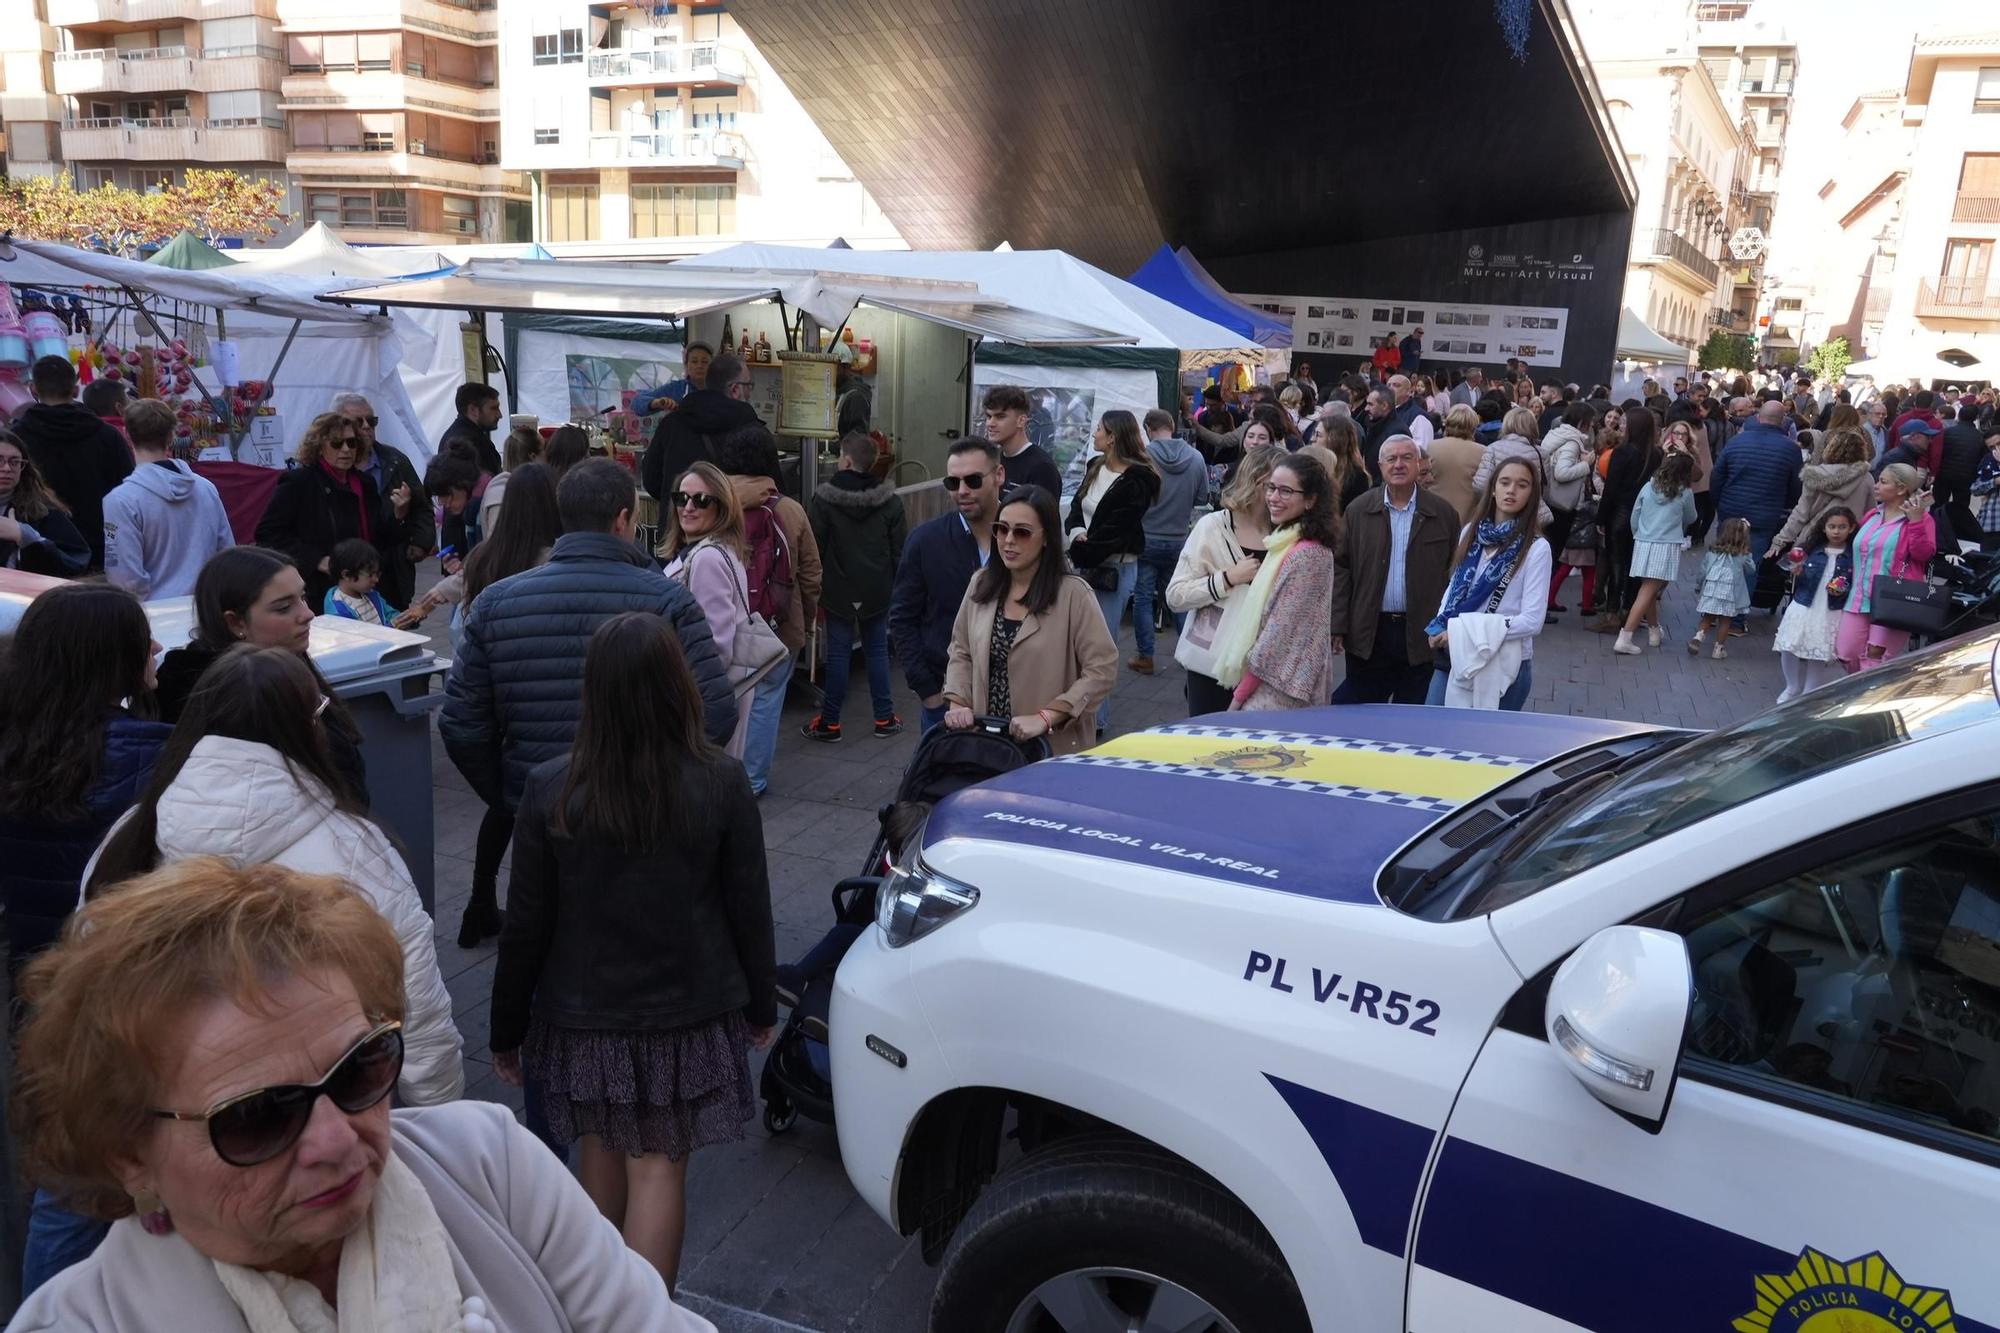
left=943, top=485, right=1118, bottom=755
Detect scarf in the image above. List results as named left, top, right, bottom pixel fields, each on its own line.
left=320, top=460, right=370, bottom=543
left=211, top=1153, right=471, bottom=1333
left=1425, top=519, right=1524, bottom=639
left=1211, top=523, right=1302, bottom=687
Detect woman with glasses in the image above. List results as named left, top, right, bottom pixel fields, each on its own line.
left=255, top=412, right=416, bottom=610
left=0, top=430, right=90, bottom=576
left=1216, top=454, right=1340, bottom=713
left=492, top=612, right=774, bottom=1295
left=10, top=860, right=706, bottom=1330
left=943, top=485, right=1118, bottom=754
left=659, top=461, right=757, bottom=756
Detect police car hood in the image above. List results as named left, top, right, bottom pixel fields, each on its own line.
left=922, top=708, right=1653, bottom=905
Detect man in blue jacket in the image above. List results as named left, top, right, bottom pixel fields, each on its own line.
left=441, top=458, right=738, bottom=815
left=1711, top=399, right=1804, bottom=617
left=889, top=437, right=1002, bottom=735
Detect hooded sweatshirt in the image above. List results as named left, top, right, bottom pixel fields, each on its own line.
left=14, top=400, right=132, bottom=568
left=101, top=459, right=235, bottom=599
left=643, top=388, right=761, bottom=499
left=1143, top=433, right=1211, bottom=543
left=150, top=735, right=463, bottom=1105
left=810, top=469, right=906, bottom=622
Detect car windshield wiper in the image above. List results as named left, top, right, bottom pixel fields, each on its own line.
left=1398, top=777, right=1595, bottom=911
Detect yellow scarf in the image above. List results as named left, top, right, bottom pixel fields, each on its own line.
left=1211, top=524, right=1301, bottom=687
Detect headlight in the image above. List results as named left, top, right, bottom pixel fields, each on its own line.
left=874, top=857, right=979, bottom=948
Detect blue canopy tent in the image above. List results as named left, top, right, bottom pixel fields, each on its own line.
left=1128, top=245, right=1290, bottom=349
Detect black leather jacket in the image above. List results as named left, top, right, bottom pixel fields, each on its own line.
left=489, top=752, right=776, bottom=1049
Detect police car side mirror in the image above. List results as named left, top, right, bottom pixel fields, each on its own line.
left=1544, top=926, right=1693, bottom=1132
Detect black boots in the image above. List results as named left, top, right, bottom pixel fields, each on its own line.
left=458, top=883, right=503, bottom=947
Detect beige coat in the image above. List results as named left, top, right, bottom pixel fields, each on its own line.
left=942, top=574, right=1118, bottom=755
left=728, top=474, right=822, bottom=653
left=1426, top=437, right=1486, bottom=526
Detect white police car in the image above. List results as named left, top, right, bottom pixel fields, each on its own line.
left=833, top=629, right=2000, bottom=1332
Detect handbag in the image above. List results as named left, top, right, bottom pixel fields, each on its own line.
left=1078, top=562, right=1122, bottom=593
left=686, top=541, right=790, bottom=697
left=1867, top=574, right=1951, bottom=635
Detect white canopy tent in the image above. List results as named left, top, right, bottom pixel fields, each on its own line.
left=1844, top=352, right=1988, bottom=386
left=1615, top=307, right=1692, bottom=364
left=0, top=238, right=427, bottom=463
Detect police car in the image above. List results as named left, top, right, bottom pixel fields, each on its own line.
left=832, top=629, right=2000, bottom=1333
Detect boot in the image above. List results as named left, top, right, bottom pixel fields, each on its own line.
left=1588, top=613, right=1623, bottom=634
left=458, top=882, right=503, bottom=947
left=1613, top=629, right=1643, bottom=656
left=1127, top=655, right=1155, bottom=675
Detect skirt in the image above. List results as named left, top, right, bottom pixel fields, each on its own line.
left=1773, top=601, right=1840, bottom=662
left=1629, top=540, right=1684, bottom=583
left=524, top=1009, right=755, bottom=1159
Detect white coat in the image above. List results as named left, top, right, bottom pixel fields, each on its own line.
left=1443, top=612, right=1524, bottom=709
left=151, top=736, right=465, bottom=1105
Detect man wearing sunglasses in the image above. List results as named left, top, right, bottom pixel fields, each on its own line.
left=889, top=438, right=1006, bottom=735
left=333, top=392, right=434, bottom=611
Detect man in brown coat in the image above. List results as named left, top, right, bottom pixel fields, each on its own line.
left=1330, top=435, right=1460, bottom=704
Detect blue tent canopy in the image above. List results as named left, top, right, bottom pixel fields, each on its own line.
left=1128, top=245, right=1290, bottom=348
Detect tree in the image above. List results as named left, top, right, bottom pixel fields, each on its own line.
left=1806, top=337, right=1852, bottom=384
left=0, top=170, right=287, bottom=257
left=1697, top=330, right=1754, bottom=371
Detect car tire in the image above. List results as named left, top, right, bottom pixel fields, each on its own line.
left=929, top=1134, right=1310, bottom=1333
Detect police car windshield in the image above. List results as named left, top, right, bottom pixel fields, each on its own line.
left=1456, top=633, right=2000, bottom=918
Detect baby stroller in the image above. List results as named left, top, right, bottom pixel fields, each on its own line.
left=760, top=717, right=1050, bottom=1133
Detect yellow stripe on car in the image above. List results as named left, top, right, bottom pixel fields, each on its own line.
left=1086, top=730, right=1528, bottom=805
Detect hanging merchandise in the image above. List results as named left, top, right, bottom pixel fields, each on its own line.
left=0, top=285, right=29, bottom=371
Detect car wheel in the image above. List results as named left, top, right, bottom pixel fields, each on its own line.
left=929, top=1135, right=1309, bottom=1333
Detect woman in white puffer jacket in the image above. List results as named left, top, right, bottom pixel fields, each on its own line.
left=85, top=645, right=464, bottom=1105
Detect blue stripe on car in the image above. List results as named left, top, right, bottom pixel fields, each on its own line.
left=1266, top=1074, right=1434, bottom=1258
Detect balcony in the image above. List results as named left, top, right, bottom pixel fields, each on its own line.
left=61, top=114, right=285, bottom=162
left=585, top=130, right=744, bottom=167
left=276, top=0, right=494, bottom=44
left=1917, top=277, right=2000, bottom=319
left=586, top=42, right=746, bottom=88
left=1640, top=228, right=1723, bottom=286
left=1952, top=194, right=2000, bottom=224
left=48, top=0, right=275, bottom=26
left=287, top=143, right=505, bottom=190
left=281, top=69, right=496, bottom=118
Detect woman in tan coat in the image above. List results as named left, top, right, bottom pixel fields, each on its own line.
left=1428, top=405, right=1487, bottom=525
left=943, top=485, right=1119, bottom=755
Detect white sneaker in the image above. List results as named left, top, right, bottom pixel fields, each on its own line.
left=1647, top=625, right=1664, bottom=648
left=1614, top=629, right=1643, bottom=656
left=1776, top=688, right=1798, bottom=703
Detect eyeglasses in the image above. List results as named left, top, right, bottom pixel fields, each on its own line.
left=1264, top=482, right=1306, bottom=499
left=328, top=438, right=359, bottom=450
left=732, top=380, right=754, bottom=391
left=994, top=522, right=1039, bottom=542
left=941, top=473, right=991, bottom=492
left=349, top=415, right=378, bottom=428
left=0, top=456, right=23, bottom=471
left=672, top=491, right=719, bottom=511
left=151, top=1022, right=403, bottom=1167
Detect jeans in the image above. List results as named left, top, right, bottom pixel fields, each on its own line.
left=1423, top=659, right=1532, bottom=710
left=1131, top=539, right=1183, bottom=657
left=744, top=649, right=796, bottom=793
left=821, top=614, right=893, bottom=726
left=1185, top=670, right=1233, bottom=717
left=1091, top=560, right=1139, bottom=729
left=22, top=1189, right=108, bottom=1296
left=920, top=699, right=948, bottom=736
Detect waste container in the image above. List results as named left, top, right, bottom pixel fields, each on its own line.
left=143, top=598, right=449, bottom=913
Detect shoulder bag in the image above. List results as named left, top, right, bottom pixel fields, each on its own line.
left=690, top=541, right=790, bottom=696
left=1866, top=574, right=1950, bottom=636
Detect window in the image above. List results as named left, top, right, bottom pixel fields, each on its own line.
left=545, top=182, right=598, bottom=242
left=631, top=182, right=735, bottom=238
left=532, top=33, right=558, bottom=66
left=78, top=167, right=115, bottom=190
left=534, top=127, right=560, bottom=145
left=133, top=168, right=174, bottom=192
left=362, top=128, right=394, bottom=151
left=1678, top=807, right=2000, bottom=1152
left=307, top=191, right=339, bottom=226
left=559, top=27, right=583, bottom=63
left=1976, top=67, right=2000, bottom=111
left=372, top=190, right=407, bottom=228
left=443, top=195, right=478, bottom=235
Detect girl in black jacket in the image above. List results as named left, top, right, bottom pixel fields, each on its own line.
left=1066, top=411, right=1161, bottom=685
left=255, top=411, right=415, bottom=608
left=491, top=611, right=774, bottom=1294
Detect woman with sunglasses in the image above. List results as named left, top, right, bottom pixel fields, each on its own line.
left=659, top=461, right=757, bottom=755
left=492, top=612, right=774, bottom=1294
left=255, top=412, right=416, bottom=610
left=10, top=861, right=706, bottom=1330
left=1216, top=453, right=1340, bottom=712
left=943, top=485, right=1118, bottom=754
left=0, top=430, right=90, bottom=576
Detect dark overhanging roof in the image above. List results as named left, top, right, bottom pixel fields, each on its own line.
left=730, top=0, right=1635, bottom=275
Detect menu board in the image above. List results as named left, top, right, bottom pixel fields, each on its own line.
left=777, top=352, right=840, bottom=439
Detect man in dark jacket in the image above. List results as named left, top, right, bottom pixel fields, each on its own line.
left=1360, top=386, right=1421, bottom=481
left=642, top=350, right=759, bottom=500
left=1935, top=404, right=1987, bottom=546
left=437, top=382, right=502, bottom=475
left=336, top=392, right=434, bottom=610
left=1710, top=400, right=1805, bottom=561
left=890, top=437, right=999, bottom=735
left=440, top=458, right=736, bottom=812
left=804, top=432, right=907, bottom=741
left=15, top=354, right=132, bottom=569
left=1330, top=436, right=1459, bottom=704
left=1398, top=327, right=1423, bottom=377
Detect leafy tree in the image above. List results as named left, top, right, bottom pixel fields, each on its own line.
left=1806, top=337, right=1852, bottom=384
left=1697, top=330, right=1753, bottom=371
left=0, top=171, right=287, bottom=257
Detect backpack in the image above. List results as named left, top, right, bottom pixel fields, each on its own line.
left=740, top=500, right=795, bottom=622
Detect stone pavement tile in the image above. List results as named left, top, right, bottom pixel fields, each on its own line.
left=759, top=1196, right=923, bottom=1332
left=681, top=1150, right=866, bottom=1311
left=845, top=1241, right=942, bottom=1333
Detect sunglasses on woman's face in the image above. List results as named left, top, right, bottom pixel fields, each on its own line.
left=672, top=491, right=719, bottom=511
left=940, top=472, right=991, bottom=492
left=995, top=522, right=1039, bottom=543
left=151, top=1022, right=403, bottom=1167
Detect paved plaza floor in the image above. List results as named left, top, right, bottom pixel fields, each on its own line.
left=417, top=548, right=1787, bottom=1332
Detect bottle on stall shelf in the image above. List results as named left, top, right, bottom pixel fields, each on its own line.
left=738, top=331, right=752, bottom=360
left=720, top=314, right=735, bottom=351
left=754, top=330, right=771, bottom=364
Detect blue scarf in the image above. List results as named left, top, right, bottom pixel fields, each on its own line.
left=1425, top=519, right=1524, bottom=638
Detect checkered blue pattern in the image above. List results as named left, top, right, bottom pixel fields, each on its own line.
left=1056, top=754, right=1463, bottom=815
left=1157, top=724, right=1525, bottom=769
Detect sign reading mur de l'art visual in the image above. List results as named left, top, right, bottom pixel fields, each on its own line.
left=1236, top=293, right=1571, bottom=369
left=1459, top=243, right=1600, bottom=284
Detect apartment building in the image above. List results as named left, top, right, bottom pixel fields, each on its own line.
left=1795, top=89, right=1910, bottom=359
left=1692, top=1, right=1799, bottom=343
left=0, top=0, right=527, bottom=247
left=493, top=0, right=899, bottom=253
